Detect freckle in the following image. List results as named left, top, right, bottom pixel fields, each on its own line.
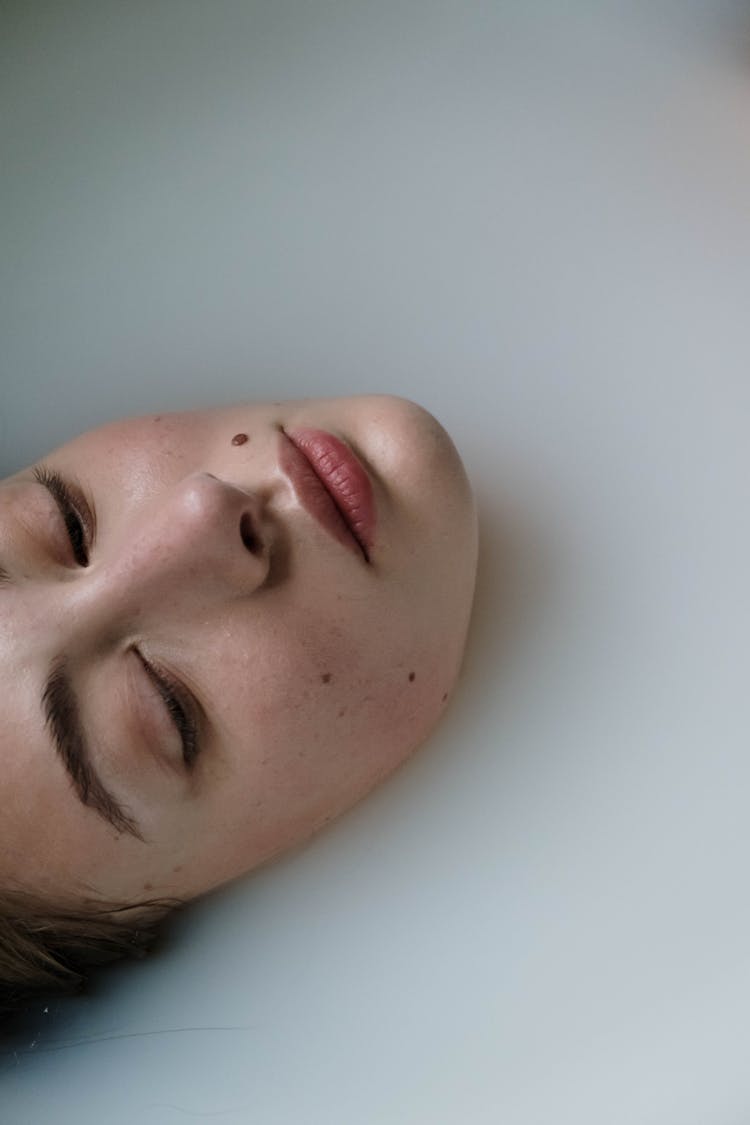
left=231, top=432, right=248, bottom=446
left=408, top=671, right=416, bottom=682
left=442, top=692, right=448, bottom=702
left=338, top=707, right=347, bottom=718
left=143, top=882, right=153, bottom=891
left=153, top=415, right=162, bottom=423
left=172, top=865, right=183, bottom=874
left=321, top=672, right=332, bottom=684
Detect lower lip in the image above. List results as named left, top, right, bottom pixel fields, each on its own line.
left=279, top=428, right=376, bottom=560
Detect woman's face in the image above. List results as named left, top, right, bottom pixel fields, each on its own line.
left=0, top=395, right=477, bottom=904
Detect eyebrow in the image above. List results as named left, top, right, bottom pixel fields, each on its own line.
left=41, top=659, right=144, bottom=842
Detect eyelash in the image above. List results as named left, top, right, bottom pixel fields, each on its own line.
left=136, top=650, right=200, bottom=771
left=33, top=464, right=91, bottom=567
left=34, top=463, right=200, bottom=771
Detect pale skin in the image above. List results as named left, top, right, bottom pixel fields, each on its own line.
left=0, top=395, right=478, bottom=906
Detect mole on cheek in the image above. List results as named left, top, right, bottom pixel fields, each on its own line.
left=321, top=673, right=332, bottom=684
left=231, top=433, right=249, bottom=446
left=408, top=671, right=416, bottom=682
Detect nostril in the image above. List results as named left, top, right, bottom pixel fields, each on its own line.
left=240, top=511, right=262, bottom=555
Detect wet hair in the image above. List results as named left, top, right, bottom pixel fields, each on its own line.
left=0, top=886, right=179, bottom=1024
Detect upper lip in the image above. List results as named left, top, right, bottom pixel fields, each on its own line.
left=279, top=427, right=376, bottom=562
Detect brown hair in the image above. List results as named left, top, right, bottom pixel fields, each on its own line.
left=0, top=887, right=180, bottom=1024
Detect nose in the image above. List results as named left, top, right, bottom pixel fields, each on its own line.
left=81, top=471, right=271, bottom=625
left=199, top=472, right=268, bottom=562
left=148, top=469, right=269, bottom=586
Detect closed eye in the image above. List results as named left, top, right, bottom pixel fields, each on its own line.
left=134, top=648, right=202, bottom=771
left=33, top=464, right=94, bottom=567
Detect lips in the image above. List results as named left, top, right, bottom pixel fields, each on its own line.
left=280, top=428, right=376, bottom=561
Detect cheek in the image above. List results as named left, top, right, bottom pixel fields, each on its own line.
left=61, top=413, right=210, bottom=503
left=204, top=593, right=452, bottom=768
left=185, top=620, right=455, bottom=884
left=248, top=636, right=447, bottom=808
